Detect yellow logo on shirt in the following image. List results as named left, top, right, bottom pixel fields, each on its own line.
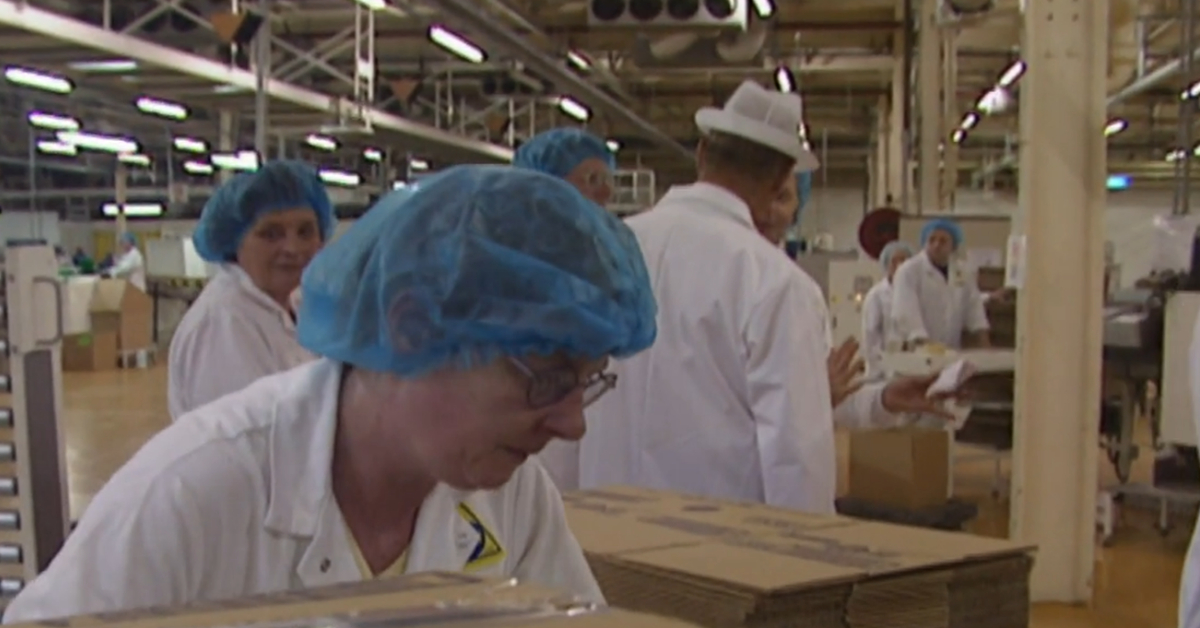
left=457, top=502, right=505, bottom=570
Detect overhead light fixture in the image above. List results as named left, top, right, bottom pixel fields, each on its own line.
left=173, top=136, right=208, bottom=153
left=1105, top=174, right=1131, bottom=191
left=567, top=50, right=592, bottom=71
left=392, top=181, right=409, bottom=190
left=211, top=150, right=260, bottom=172
left=36, top=140, right=77, bottom=156
left=136, top=96, right=189, bottom=121
left=318, top=169, right=362, bottom=187
left=213, top=84, right=250, bottom=94
left=68, top=59, right=138, bottom=73
left=1167, top=148, right=1186, bottom=162
left=428, top=25, right=486, bottom=64
left=606, top=139, right=620, bottom=152
left=751, top=0, right=776, bottom=19
left=27, top=111, right=80, bottom=131
left=353, top=0, right=387, bottom=8
left=4, top=66, right=73, bottom=94
left=409, top=158, right=429, bottom=171
left=557, top=96, right=590, bottom=122
left=997, top=60, right=1025, bottom=88
left=183, top=160, right=214, bottom=175
left=305, top=134, right=338, bottom=151
left=959, top=112, right=980, bottom=130
left=363, top=147, right=383, bottom=162
left=57, top=131, right=138, bottom=154
left=102, top=202, right=164, bottom=217
left=951, top=129, right=966, bottom=143
left=774, top=66, right=795, bottom=93
left=1104, top=119, right=1128, bottom=137
left=118, top=153, right=151, bottom=167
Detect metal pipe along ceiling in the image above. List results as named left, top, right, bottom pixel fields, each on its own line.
left=420, top=0, right=694, bottom=162
left=1108, top=46, right=1200, bottom=107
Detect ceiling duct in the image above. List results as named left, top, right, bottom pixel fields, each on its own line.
left=634, top=18, right=768, bottom=67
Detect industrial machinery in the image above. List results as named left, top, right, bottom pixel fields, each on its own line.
left=796, top=252, right=880, bottom=347
left=0, top=243, right=70, bottom=606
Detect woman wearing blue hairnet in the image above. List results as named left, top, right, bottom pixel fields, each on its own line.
left=513, top=128, right=616, bottom=205
left=104, top=232, right=146, bottom=291
left=890, top=218, right=991, bottom=350
left=167, top=160, right=335, bottom=421
left=4, top=165, right=656, bottom=621
left=862, top=241, right=914, bottom=379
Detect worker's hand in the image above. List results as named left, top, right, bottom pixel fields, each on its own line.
left=988, top=288, right=1015, bottom=303
left=880, top=374, right=961, bottom=421
left=827, top=338, right=865, bottom=408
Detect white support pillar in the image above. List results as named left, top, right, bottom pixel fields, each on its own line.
left=887, top=2, right=908, bottom=210
left=114, top=163, right=128, bottom=235
left=916, top=0, right=943, bottom=214
left=940, top=32, right=959, bottom=210
left=1010, top=0, right=1108, bottom=602
left=218, top=109, right=235, bottom=184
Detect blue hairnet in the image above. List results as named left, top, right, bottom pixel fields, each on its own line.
left=879, top=241, right=914, bottom=269
left=513, top=128, right=616, bottom=179
left=920, top=218, right=963, bottom=249
left=791, top=171, right=813, bottom=226
left=192, top=160, right=336, bottom=263
left=118, top=232, right=137, bottom=247
left=296, top=164, right=657, bottom=377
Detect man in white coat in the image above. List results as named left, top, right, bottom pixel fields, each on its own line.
left=105, top=232, right=146, bottom=291
left=890, top=218, right=991, bottom=349
left=575, top=81, right=954, bottom=513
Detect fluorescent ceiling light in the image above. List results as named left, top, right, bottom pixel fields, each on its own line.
left=319, top=169, right=362, bottom=187
left=183, top=160, right=214, bottom=175
left=558, top=96, right=590, bottom=122
left=36, top=140, right=77, bottom=156
left=997, top=60, right=1025, bottom=88
left=959, top=112, right=979, bottom=130
left=774, top=67, right=794, bottom=93
left=118, top=153, right=151, bottom=167
left=136, top=96, right=189, bottom=121
left=354, top=0, right=387, bottom=8
left=363, top=147, right=383, bottom=162
left=4, top=66, right=73, bottom=94
left=213, top=84, right=249, bottom=94
left=102, top=202, right=163, bottom=217
left=409, top=158, right=429, bottom=171
left=606, top=139, right=620, bottom=152
left=211, top=151, right=260, bottom=172
left=567, top=50, right=591, bottom=71
left=752, top=0, right=776, bottom=18
left=27, top=112, right=80, bottom=131
left=393, top=181, right=408, bottom=190
left=69, top=59, right=138, bottom=73
left=951, top=129, right=966, bottom=143
left=1167, top=149, right=1186, bottom=162
left=1104, top=119, right=1127, bottom=137
left=173, top=136, right=207, bottom=153
left=57, top=131, right=138, bottom=154
left=428, top=25, right=486, bottom=64
left=305, top=134, right=338, bottom=151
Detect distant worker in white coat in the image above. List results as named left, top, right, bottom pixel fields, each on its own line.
left=2, top=166, right=657, bottom=622
left=577, top=80, right=956, bottom=514
left=890, top=218, right=991, bottom=349
left=514, top=128, right=619, bottom=492
left=167, top=160, right=335, bottom=421
left=105, top=232, right=146, bottom=291
left=862, top=241, right=915, bottom=378
left=1179, top=308, right=1200, bottom=628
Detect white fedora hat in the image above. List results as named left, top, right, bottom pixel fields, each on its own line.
left=694, top=79, right=820, bottom=173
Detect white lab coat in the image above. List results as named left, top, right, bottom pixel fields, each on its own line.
left=861, top=279, right=895, bottom=379
left=167, top=265, right=315, bottom=421
left=1180, top=311, right=1200, bottom=628
left=567, top=183, right=893, bottom=511
left=109, top=247, right=146, bottom=292
left=890, top=250, right=989, bottom=348
left=3, top=359, right=602, bottom=622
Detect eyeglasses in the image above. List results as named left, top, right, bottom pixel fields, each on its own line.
left=508, top=358, right=617, bottom=409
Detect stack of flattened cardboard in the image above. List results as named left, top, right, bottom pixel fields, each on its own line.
left=563, top=487, right=1034, bottom=628
left=5, top=572, right=700, bottom=628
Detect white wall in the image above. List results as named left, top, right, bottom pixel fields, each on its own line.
left=799, top=186, right=1176, bottom=288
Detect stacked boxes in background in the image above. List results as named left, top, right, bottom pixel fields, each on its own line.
left=564, top=487, right=1034, bottom=628
left=59, top=278, right=153, bottom=372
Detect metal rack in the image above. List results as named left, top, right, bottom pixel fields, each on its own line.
left=0, top=243, right=70, bottom=606
left=608, top=169, right=656, bottom=217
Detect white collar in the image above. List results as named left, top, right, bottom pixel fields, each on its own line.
left=218, top=264, right=297, bottom=330
left=658, top=182, right=756, bottom=231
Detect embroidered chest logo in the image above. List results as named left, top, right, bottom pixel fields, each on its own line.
left=456, top=502, right=505, bottom=570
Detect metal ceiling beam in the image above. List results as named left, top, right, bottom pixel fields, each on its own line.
left=0, top=0, right=512, bottom=163
left=417, top=0, right=692, bottom=162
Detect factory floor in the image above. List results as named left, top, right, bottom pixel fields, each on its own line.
left=61, top=365, right=1183, bottom=628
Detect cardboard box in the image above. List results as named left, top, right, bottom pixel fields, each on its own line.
left=849, top=428, right=950, bottom=510
left=7, top=571, right=698, bottom=628
left=60, top=332, right=118, bottom=372
left=89, top=279, right=153, bottom=353
left=564, top=486, right=1034, bottom=628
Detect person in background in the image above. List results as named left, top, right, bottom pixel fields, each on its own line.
left=167, top=160, right=335, bottom=421
left=513, top=128, right=616, bottom=205
left=574, top=80, right=953, bottom=513
left=890, top=218, right=990, bottom=350
left=1, top=165, right=655, bottom=621
left=862, top=241, right=915, bottom=379
left=104, top=232, right=146, bottom=291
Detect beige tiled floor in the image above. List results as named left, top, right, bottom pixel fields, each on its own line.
left=61, top=364, right=1184, bottom=627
